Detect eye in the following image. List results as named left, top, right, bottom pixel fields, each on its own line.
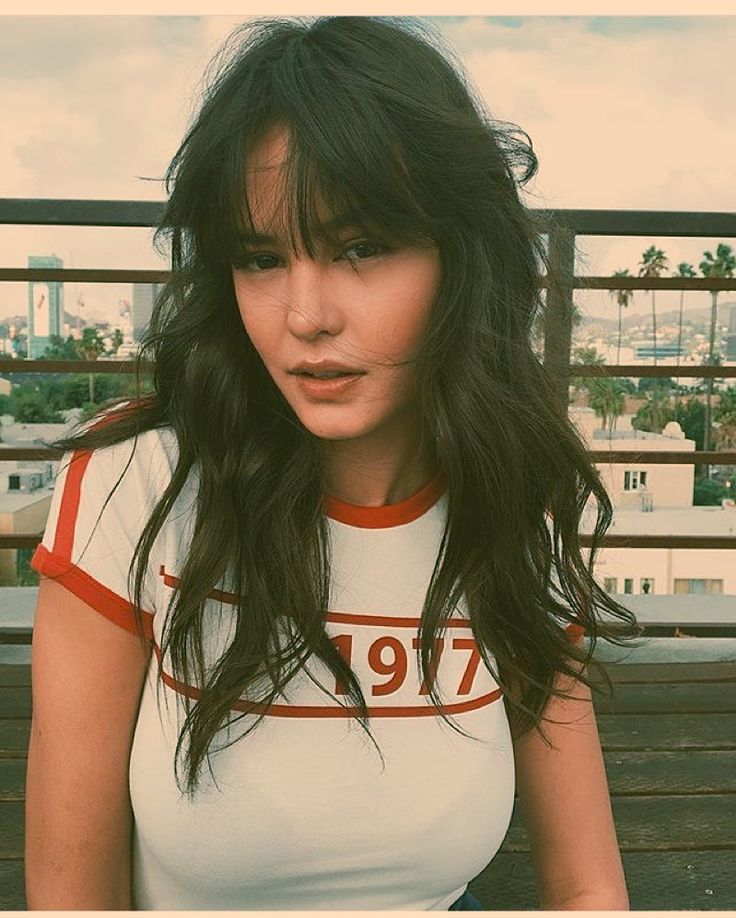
left=233, top=252, right=282, bottom=272
left=341, top=240, right=388, bottom=264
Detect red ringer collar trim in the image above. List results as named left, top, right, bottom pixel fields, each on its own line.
left=325, top=468, right=447, bottom=529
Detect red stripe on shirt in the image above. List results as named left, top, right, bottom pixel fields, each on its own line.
left=31, top=543, right=154, bottom=640
left=153, top=640, right=503, bottom=719
left=52, top=449, right=93, bottom=559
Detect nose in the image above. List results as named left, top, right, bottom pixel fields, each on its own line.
left=284, top=258, right=344, bottom=340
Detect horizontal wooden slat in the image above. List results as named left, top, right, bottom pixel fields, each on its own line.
left=603, top=750, right=736, bottom=795
left=7, top=750, right=729, bottom=803
left=470, top=849, right=736, bottom=911
left=586, top=450, right=736, bottom=464
left=4, top=531, right=736, bottom=551
left=576, top=276, right=736, bottom=291
left=6, top=267, right=736, bottom=292
left=0, top=197, right=164, bottom=227
left=597, top=712, right=736, bottom=750
left=0, top=801, right=23, bottom=858
left=2, top=201, right=734, bottom=237
left=504, top=794, right=736, bottom=852
left=0, top=358, right=150, bottom=374
left=0, top=537, right=44, bottom=551
left=580, top=534, right=736, bottom=549
left=0, top=760, right=26, bottom=801
left=592, top=682, right=736, bottom=715
left=8, top=450, right=732, bottom=466
left=0, top=721, right=30, bottom=758
left=593, top=661, right=736, bottom=684
left=0, top=689, right=30, bottom=719
left=540, top=208, right=736, bottom=237
left=0, top=860, right=25, bottom=911
left=0, top=267, right=168, bottom=284
left=571, top=363, right=736, bottom=377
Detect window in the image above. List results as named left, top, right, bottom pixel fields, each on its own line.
left=673, top=579, right=723, bottom=595
left=603, top=577, right=618, bottom=593
left=624, top=578, right=633, bottom=594
left=624, top=470, right=648, bottom=491
left=640, top=578, right=654, bottom=594
left=8, top=474, right=19, bottom=490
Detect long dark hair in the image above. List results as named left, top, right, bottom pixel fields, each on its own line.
left=43, top=16, right=640, bottom=795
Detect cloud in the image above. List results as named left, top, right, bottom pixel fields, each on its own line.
left=442, top=17, right=736, bottom=211
left=1, top=15, right=734, bottom=324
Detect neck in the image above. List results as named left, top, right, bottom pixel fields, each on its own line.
left=322, top=422, right=437, bottom=508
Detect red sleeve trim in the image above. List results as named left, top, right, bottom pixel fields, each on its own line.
left=565, top=622, right=586, bottom=645
left=31, top=536, right=154, bottom=640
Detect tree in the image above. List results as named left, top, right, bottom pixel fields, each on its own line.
left=673, top=262, right=696, bottom=410
left=673, top=397, right=706, bottom=452
left=40, top=335, right=80, bottom=362
left=638, top=245, right=668, bottom=367
left=699, top=243, right=736, bottom=473
left=631, top=386, right=674, bottom=435
left=569, top=346, right=605, bottom=404
left=74, top=326, right=106, bottom=403
left=11, top=388, right=65, bottom=424
left=608, top=269, right=633, bottom=365
left=107, top=328, right=124, bottom=356
left=712, top=386, right=736, bottom=492
left=638, top=376, right=675, bottom=395
left=693, top=476, right=730, bottom=506
left=588, top=377, right=627, bottom=434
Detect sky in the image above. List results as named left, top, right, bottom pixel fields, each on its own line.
left=0, top=11, right=734, bottom=328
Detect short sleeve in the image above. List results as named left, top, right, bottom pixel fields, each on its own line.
left=30, top=425, right=174, bottom=640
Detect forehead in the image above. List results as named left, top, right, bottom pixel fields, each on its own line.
left=244, top=124, right=292, bottom=229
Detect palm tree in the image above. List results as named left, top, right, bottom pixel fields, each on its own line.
left=569, top=345, right=605, bottom=405
left=638, top=245, right=669, bottom=367
left=609, top=269, right=633, bottom=365
left=673, top=262, right=696, bottom=410
left=74, top=326, right=106, bottom=404
left=699, top=243, right=736, bottom=467
left=588, top=376, right=627, bottom=435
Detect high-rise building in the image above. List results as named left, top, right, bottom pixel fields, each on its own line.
left=132, top=283, right=162, bottom=343
left=27, top=255, right=64, bottom=358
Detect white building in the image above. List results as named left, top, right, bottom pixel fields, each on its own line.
left=571, top=406, right=736, bottom=597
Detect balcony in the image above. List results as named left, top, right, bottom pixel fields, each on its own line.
left=0, top=199, right=735, bottom=910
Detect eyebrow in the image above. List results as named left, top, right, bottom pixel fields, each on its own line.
left=236, top=211, right=366, bottom=247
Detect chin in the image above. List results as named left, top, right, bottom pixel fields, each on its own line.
left=294, top=408, right=376, bottom=442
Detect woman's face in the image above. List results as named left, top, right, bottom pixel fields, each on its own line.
left=231, top=125, right=440, bottom=450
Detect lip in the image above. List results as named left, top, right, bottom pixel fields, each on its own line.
left=287, top=360, right=366, bottom=401
left=289, top=360, right=366, bottom=376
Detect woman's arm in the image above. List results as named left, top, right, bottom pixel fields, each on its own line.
left=25, top=575, right=151, bottom=910
left=511, top=664, right=629, bottom=910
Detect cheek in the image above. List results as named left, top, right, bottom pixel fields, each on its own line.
left=234, top=281, right=275, bottom=362
left=377, top=266, right=438, bottom=356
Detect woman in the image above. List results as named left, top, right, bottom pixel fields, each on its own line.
left=25, top=16, right=638, bottom=910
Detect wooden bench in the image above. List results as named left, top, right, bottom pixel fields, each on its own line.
left=2, top=596, right=736, bottom=910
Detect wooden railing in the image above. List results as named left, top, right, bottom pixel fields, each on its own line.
left=1, top=200, right=735, bottom=554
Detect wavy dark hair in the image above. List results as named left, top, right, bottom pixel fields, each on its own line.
left=43, top=16, right=641, bottom=795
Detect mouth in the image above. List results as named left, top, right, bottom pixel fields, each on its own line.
left=289, top=363, right=366, bottom=402
left=289, top=362, right=366, bottom=380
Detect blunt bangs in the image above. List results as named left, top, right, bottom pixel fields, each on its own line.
left=169, top=17, right=490, bottom=268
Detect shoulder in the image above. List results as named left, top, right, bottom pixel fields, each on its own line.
left=71, top=407, right=179, bottom=507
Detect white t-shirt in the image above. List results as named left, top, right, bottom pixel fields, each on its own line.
left=31, top=419, right=583, bottom=910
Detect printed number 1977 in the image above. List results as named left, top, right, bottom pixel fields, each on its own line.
left=330, top=634, right=481, bottom=698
